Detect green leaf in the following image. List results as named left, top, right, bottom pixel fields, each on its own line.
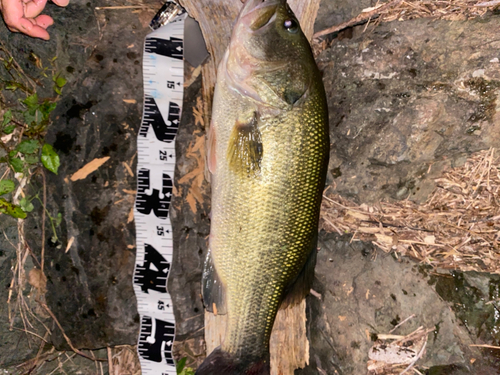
left=5, top=81, right=22, bottom=91
left=54, top=86, right=62, bottom=95
left=55, top=212, right=62, bottom=227
left=10, top=158, right=24, bottom=173
left=2, top=109, right=12, bottom=126
left=180, top=367, right=195, bottom=375
left=0, top=198, right=27, bottom=219
left=0, top=180, right=15, bottom=195
left=176, top=357, right=187, bottom=374
left=17, top=139, right=40, bottom=154
left=23, top=110, right=37, bottom=126
left=24, top=154, right=39, bottom=164
left=54, top=76, right=67, bottom=88
left=19, top=197, right=34, bottom=213
left=41, top=144, right=60, bottom=174
left=23, top=94, right=39, bottom=111
left=3, top=124, right=15, bottom=134
left=40, top=101, right=57, bottom=118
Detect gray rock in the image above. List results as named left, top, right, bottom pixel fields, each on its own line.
left=0, top=0, right=157, bottom=352
left=319, top=17, right=500, bottom=204
left=314, top=0, right=373, bottom=35
left=296, top=232, right=478, bottom=374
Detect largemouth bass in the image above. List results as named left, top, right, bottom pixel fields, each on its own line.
left=196, top=0, right=329, bottom=374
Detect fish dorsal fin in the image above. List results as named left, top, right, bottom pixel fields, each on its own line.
left=202, top=248, right=227, bottom=315
left=227, top=110, right=263, bottom=177
left=280, top=234, right=318, bottom=310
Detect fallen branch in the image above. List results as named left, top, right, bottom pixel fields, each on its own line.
left=470, top=344, right=500, bottom=349
left=313, top=0, right=403, bottom=38
left=474, top=0, right=500, bottom=6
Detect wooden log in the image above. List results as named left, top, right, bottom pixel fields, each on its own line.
left=179, top=1, right=320, bottom=373
left=204, top=300, right=308, bottom=375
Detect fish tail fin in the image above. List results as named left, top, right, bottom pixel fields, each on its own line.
left=195, top=347, right=270, bottom=375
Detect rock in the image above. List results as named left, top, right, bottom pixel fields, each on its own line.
left=318, top=17, right=500, bottom=204
left=0, top=216, right=42, bottom=368
left=0, top=0, right=159, bottom=353
left=314, top=0, right=372, bottom=34
left=295, top=232, right=478, bottom=374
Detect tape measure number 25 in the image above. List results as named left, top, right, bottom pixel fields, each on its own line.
left=133, top=2, right=208, bottom=374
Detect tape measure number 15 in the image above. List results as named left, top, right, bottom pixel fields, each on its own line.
left=133, top=2, right=208, bottom=374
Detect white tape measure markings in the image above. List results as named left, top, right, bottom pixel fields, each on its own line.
left=133, top=11, right=187, bottom=375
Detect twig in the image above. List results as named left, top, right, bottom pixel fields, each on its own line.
left=40, top=168, right=46, bottom=272
left=475, top=0, right=500, bottom=6
left=399, top=340, right=427, bottom=374
left=361, top=220, right=433, bottom=233
left=389, top=314, right=415, bottom=333
left=313, top=0, right=403, bottom=38
left=108, top=347, right=114, bottom=375
left=309, top=289, right=322, bottom=300
left=470, top=344, right=500, bottom=349
left=95, top=5, right=148, bottom=9
left=10, top=326, right=50, bottom=343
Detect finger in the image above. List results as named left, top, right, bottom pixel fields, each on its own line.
left=24, top=0, right=47, bottom=19
left=1, top=0, right=26, bottom=30
left=51, top=0, right=69, bottom=7
left=18, top=17, right=50, bottom=39
left=34, top=14, right=53, bottom=28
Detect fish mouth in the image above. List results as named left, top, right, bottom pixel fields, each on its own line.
left=238, top=0, right=284, bottom=31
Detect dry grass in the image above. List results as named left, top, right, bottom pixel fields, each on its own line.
left=321, top=148, right=500, bottom=273
left=381, top=0, right=495, bottom=22
left=108, top=345, right=142, bottom=375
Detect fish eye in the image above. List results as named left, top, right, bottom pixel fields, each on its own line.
left=283, top=19, right=299, bottom=34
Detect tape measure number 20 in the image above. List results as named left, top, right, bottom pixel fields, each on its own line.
left=133, top=2, right=207, bottom=374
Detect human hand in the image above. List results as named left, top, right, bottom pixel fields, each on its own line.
left=0, top=0, right=69, bottom=40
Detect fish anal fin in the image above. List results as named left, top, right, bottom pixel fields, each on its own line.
left=227, top=111, right=263, bottom=177
left=280, top=240, right=317, bottom=310
left=202, top=249, right=227, bottom=315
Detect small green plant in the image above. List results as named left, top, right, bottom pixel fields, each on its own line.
left=0, top=47, right=64, bottom=219
left=0, top=179, right=26, bottom=218
left=176, top=357, right=195, bottom=375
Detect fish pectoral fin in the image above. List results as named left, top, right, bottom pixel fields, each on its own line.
left=202, top=249, right=227, bottom=315
left=227, top=111, right=263, bottom=177
left=283, top=86, right=305, bottom=106
left=280, top=240, right=317, bottom=310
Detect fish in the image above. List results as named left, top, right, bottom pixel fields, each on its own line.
left=196, top=0, right=329, bottom=374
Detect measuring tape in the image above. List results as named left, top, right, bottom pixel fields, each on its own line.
left=133, top=3, right=187, bottom=374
